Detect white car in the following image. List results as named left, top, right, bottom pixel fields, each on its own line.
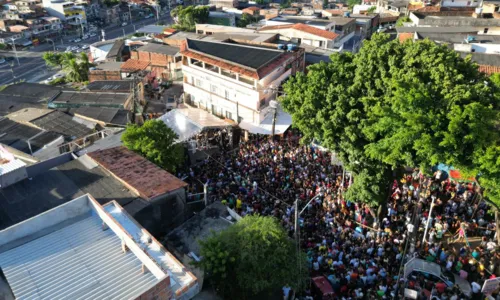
left=121, top=22, right=127, bottom=27
left=89, top=32, right=97, bottom=37
left=74, top=38, right=82, bottom=43
left=53, top=73, right=65, bottom=79
left=0, top=58, right=5, bottom=64
left=82, top=35, right=89, bottom=40
left=81, top=44, right=89, bottom=50
left=71, top=46, right=79, bottom=52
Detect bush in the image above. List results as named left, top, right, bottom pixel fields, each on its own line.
left=49, top=77, right=66, bottom=85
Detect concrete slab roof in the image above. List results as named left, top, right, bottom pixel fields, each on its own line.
left=87, top=146, right=188, bottom=200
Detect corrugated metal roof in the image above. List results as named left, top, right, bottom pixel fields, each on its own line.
left=0, top=215, right=159, bottom=300
left=0, top=159, right=26, bottom=176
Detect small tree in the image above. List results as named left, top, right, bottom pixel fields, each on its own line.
left=42, top=52, right=63, bottom=68
left=396, top=16, right=411, bottom=27
left=121, top=119, right=184, bottom=173
left=195, top=215, right=308, bottom=299
left=237, top=13, right=257, bottom=28
left=171, top=5, right=209, bottom=31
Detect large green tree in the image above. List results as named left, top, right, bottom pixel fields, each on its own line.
left=121, top=119, right=184, bottom=173
left=43, top=51, right=90, bottom=82
left=281, top=34, right=500, bottom=207
left=195, top=215, right=308, bottom=299
left=171, top=5, right=209, bottom=32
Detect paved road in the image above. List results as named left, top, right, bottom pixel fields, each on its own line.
left=0, top=15, right=172, bottom=85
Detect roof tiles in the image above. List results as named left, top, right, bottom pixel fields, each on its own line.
left=478, top=64, right=500, bottom=74
left=259, top=23, right=339, bottom=40
left=120, top=59, right=150, bottom=71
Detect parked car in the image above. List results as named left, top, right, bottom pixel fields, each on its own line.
left=82, top=35, right=89, bottom=40
left=0, top=58, right=6, bottom=64
left=89, top=32, right=97, bottom=37
left=121, top=22, right=127, bottom=27
left=145, top=15, right=151, bottom=19
left=81, top=44, right=89, bottom=50
left=74, top=38, right=82, bottom=43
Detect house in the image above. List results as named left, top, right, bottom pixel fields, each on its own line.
left=265, top=16, right=337, bottom=32
left=376, top=0, right=409, bottom=14
left=131, top=42, right=182, bottom=80
left=48, top=90, right=134, bottom=110
left=258, top=23, right=340, bottom=50
left=209, top=0, right=238, bottom=8
left=242, top=6, right=260, bottom=16
left=88, top=61, right=126, bottom=81
left=99, top=4, right=121, bottom=26
left=180, top=38, right=305, bottom=134
left=0, top=193, right=199, bottom=300
left=87, top=146, right=191, bottom=233
left=350, top=13, right=380, bottom=37
left=89, top=39, right=125, bottom=63
left=409, top=11, right=500, bottom=34
left=322, top=9, right=345, bottom=17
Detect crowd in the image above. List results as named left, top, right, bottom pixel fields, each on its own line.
left=189, top=130, right=500, bottom=300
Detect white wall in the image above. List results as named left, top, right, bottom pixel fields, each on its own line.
left=454, top=43, right=500, bottom=54
left=441, top=0, right=478, bottom=7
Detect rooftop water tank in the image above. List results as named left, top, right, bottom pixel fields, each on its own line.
left=277, top=44, right=285, bottom=50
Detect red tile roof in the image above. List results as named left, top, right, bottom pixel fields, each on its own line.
left=398, top=33, right=414, bottom=43
left=164, top=28, right=177, bottom=34
left=88, top=146, right=187, bottom=200
left=259, top=23, right=338, bottom=40
left=121, top=59, right=149, bottom=71
left=478, top=65, right=500, bottom=75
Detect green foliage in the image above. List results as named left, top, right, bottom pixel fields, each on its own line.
left=195, top=216, right=308, bottom=299
left=49, top=77, right=66, bottom=85
left=121, top=119, right=184, bottom=172
left=0, top=43, right=7, bottom=50
left=237, top=13, right=258, bottom=28
left=42, top=51, right=63, bottom=68
left=281, top=34, right=500, bottom=207
left=367, top=6, right=376, bottom=13
left=254, top=0, right=266, bottom=4
left=323, top=0, right=328, bottom=8
left=280, top=0, right=291, bottom=8
left=396, top=16, right=411, bottom=27
left=347, top=0, right=361, bottom=9
left=171, top=5, right=209, bottom=31
left=0, top=85, right=7, bottom=92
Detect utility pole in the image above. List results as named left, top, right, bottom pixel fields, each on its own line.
left=11, top=38, right=20, bottom=66
left=422, top=195, right=436, bottom=245
left=122, top=28, right=126, bottom=38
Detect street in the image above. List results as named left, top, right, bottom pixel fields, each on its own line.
left=0, top=15, right=172, bottom=86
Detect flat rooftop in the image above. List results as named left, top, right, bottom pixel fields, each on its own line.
left=0, top=83, right=61, bottom=116
left=49, top=91, right=130, bottom=109
left=167, top=201, right=232, bottom=256
left=186, top=39, right=283, bottom=70
left=0, top=118, right=62, bottom=154
left=87, top=146, right=188, bottom=200
left=86, top=80, right=133, bottom=92
left=273, top=17, right=334, bottom=26
left=136, top=42, right=180, bottom=56
left=0, top=155, right=143, bottom=230
left=0, top=194, right=198, bottom=300
left=325, top=16, right=356, bottom=26
left=92, top=61, right=124, bottom=71
left=72, top=106, right=130, bottom=126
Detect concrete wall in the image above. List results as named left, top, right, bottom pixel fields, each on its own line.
left=454, top=42, right=500, bottom=53
left=26, top=152, right=73, bottom=178
left=441, top=0, right=478, bottom=7
left=134, top=276, right=172, bottom=300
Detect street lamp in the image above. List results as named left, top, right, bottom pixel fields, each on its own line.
left=10, top=38, right=20, bottom=66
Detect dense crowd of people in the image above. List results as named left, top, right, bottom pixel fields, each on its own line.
left=188, top=130, right=499, bottom=300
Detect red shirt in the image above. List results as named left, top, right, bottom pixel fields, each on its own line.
left=436, top=282, right=446, bottom=294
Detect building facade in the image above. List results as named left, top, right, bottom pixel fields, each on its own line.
left=180, top=39, right=305, bottom=125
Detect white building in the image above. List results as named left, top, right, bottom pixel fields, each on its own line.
left=41, top=0, right=86, bottom=25
left=181, top=39, right=305, bottom=134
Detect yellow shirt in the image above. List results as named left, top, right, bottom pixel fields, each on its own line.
left=236, top=199, right=242, bottom=209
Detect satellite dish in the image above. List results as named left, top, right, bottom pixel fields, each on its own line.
left=270, top=100, right=279, bottom=109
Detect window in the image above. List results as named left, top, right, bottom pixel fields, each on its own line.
left=484, top=28, right=489, bottom=34
left=190, top=58, right=203, bottom=67
left=225, top=90, right=230, bottom=99
left=211, top=85, right=218, bottom=94
left=195, top=79, right=202, bottom=87
left=318, top=41, right=324, bottom=47
left=221, top=69, right=237, bottom=79
left=175, top=56, right=181, bottom=63
left=225, top=111, right=233, bottom=120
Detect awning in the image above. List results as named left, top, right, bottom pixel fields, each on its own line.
left=159, top=106, right=232, bottom=143
left=238, top=109, right=292, bottom=135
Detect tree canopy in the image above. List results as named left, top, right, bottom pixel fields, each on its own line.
left=237, top=13, right=258, bottom=28
left=121, top=119, right=184, bottom=173
left=195, top=215, right=308, bottom=299
left=42, top=51, right=91, bottom=82
left=171, top=5, right=209, bottom=32
left=280, top=34, right=500, bottom=207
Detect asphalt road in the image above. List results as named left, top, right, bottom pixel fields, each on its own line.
left=0, top=14, right=172, bottom=85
